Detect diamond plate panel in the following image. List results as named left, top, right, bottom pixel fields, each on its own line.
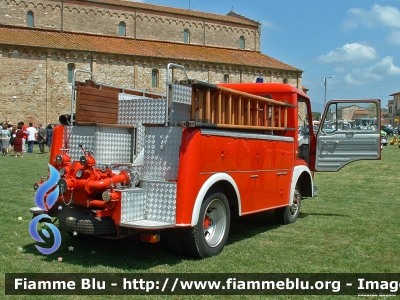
left=135, top=125, right=146, bottom=156
left=118, top=93, right=166, bottom=157
left=141, top=181, right=176, bottom=223
left=118, top=94, right=165, bottom=125
left=94, top=131, right=133, bottom=164
left=170, top=102, right=191, bottom=124
left=64, top=126, right=135, bottom=165
left=120, top=188, right=147, bottom=222
left=143, top=126, right=182, bottom=181
left=119, top=220, right=174, bottom=228
left=65, top=126, right=96, bottom=162
left=171, top=84, right=192, bottom=104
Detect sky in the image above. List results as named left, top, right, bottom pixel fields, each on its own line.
left=138, top=0, right=400, bottom=112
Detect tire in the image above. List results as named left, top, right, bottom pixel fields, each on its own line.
left=184, top=192, right=230, bottom=258
left=59, top=206, right=117, bottom=236
left=275, top=185, right=301, bottom=225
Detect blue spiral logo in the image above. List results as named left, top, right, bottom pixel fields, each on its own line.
left=34, top=164, right=60, bottom=210
left=29, top=164, right=62, bottom=255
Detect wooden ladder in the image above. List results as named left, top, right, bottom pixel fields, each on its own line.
left=186, top=80, right=293, bottom=131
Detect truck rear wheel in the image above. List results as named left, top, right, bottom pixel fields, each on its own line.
left=275, top=185, right=301, bottom=225
left=184, top=192, right=230, bottom=258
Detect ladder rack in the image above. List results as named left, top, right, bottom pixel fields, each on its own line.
left=182, top=80, right=295, bottom=131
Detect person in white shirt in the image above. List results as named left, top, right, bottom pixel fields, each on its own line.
left=26, top=123, right=37, bottom=153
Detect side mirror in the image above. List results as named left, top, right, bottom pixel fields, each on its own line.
left=300, top=126, right=309, bottom=135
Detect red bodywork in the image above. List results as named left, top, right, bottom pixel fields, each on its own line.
left=175, top=127, right=295, bottom=225
left=44, top=82, right=314, bottom=230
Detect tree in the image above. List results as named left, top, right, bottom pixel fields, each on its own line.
left=367, top=103, right=376, bottom=112
left=312, top=112, right=321, bottom=121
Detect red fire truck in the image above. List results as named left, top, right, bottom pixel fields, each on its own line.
left=31, top=64, right=381, bottom=258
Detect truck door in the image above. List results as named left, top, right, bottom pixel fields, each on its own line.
left=315, top=100, right=381, bottom=171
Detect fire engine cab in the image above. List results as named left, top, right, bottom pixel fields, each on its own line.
left=30, top=64, right=381, bottom=258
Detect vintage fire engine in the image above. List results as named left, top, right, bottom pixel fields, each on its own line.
left=30, top=64, right=381, bottom=258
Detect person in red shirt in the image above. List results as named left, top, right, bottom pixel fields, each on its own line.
left=20, top=121, right=28, bottom=153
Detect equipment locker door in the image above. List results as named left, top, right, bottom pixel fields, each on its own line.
left=315, top=100, right=381, bottom=172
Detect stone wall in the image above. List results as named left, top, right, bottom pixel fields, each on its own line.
left=0, top=0, right=260, bottom=51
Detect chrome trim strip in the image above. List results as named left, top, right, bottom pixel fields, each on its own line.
left=200, top=128, right=294, bottom=142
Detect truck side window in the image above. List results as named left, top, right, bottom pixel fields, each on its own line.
left=322, top=102, right=379, bottom=133
left=298, top=98, right=311, bottom=165
left=298, top=98, right=309, bottom=134
left=321, top=103, right=336, bottom=133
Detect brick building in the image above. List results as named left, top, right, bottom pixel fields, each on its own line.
left=387, top=92, right=400, bottom=127
left=0, top=0, right=303, bottom=125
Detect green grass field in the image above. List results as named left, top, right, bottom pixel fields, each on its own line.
left=1, top=143, right=400, bottom=299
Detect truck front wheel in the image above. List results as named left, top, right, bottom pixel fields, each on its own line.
left=184, top=192, right=230, bottom=258
left=275, top=185, right=301, bottom=225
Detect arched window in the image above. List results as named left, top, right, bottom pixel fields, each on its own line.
left=183, top=29, right=190, bottom=44
left=239, top=36, right=245, bottom=49
left=118, top=21, right=126, bottom=37
left=223, top=74, right=229, bottom=83
left=152, top=69, right=159, bottom=88
left=67, top=63, right=75, bottom=83
left=27, top=11, right=34, bottom=27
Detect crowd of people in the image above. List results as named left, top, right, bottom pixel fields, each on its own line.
left=0, top=120, right=53, bottom=157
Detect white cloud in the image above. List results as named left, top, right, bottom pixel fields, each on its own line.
left=344, top=56, right=400, bottom=85
left=260, top=20, right=274, bottom=29
left=370, top=5, right=400, bottom=28
left=318, top=43, right=377, bottom=65
left=342, top=8, right=376, bottom=30
left=344, top=69, right=381, bottom=86
left=343, top=5, right=400, bottom=28
left=344, top=73, right=363, bottom=86
left=343, top=5, right=400, bottom=44
left=369, top=56, right=400, bottom=75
